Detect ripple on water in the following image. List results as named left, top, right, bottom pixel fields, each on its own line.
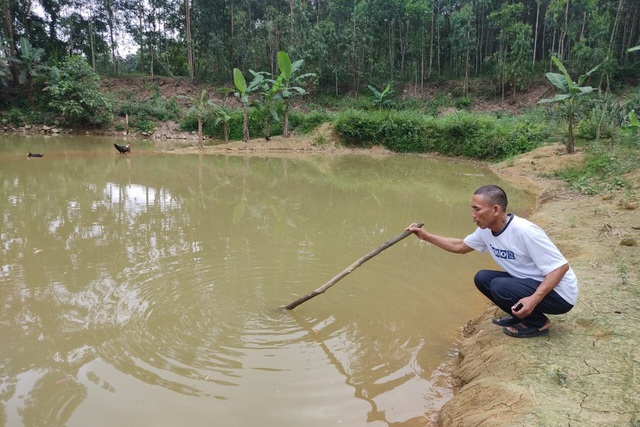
left=86, top=257, right=316, bottom=397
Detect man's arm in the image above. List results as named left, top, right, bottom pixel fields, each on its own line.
left=513, top=263, right=570, bottom=317
left=406, top=225, right=474, bottom=254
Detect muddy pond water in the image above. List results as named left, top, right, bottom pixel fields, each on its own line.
left=0, top=135, right=534, bottom=426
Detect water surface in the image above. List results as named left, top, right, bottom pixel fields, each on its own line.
left=0, top=135, right=534, bottom=426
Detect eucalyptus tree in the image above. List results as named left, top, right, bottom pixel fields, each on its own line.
left=405, top=0, right=431, bottom=89
left=488, top=3, right=532, bottom=100
left=185, top=0, right=194, bottom=79
left=1, top=0, right=20, bottom=85
left=94, top=0, right=121, bottom=73
left=539, top=56, right=601, bottom=154
left=38, top=0, right=71, bottom=59
left=450, top=3, right=475, bottom=95
left=0, top=44, right=8, bottom=84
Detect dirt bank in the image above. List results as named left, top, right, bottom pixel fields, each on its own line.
left=437, top=146, right=640, bottom=427
left=185, top=135, right=640, bottom=426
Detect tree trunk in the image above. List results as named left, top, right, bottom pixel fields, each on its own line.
left=429, top=0, right=434, bottom=78
left=197, top=110, right=203, bottom=149
left=242, top=107, right=250, bottom=142
left=265, top=112, right=271, bottom=140
left=186, top=0, right=194, bottom=80
left=283, top=102, right=290, bottom=138
left=389, top=18, right=396, bottom=80
left=89, top=21, right=96, bottom=70
left=567, top=105, right=575, bottom=154
left=609, top=0, right=624, bottom=54
left=289, top=0, right=294, bottom=33
left=420, top=26, right=424, bottom=90
left=138, top=0, right=144, bottom=73
left=107, top=6, right=117, bottom=74
left=230, top=0, right=234, bottom=67
left=533, top=0, right=541, bottom=65
left=464, top=46, right=469, bottom=96
left=3, top=3, right=19, bottom=86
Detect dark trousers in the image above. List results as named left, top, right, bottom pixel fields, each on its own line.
left=474, top=270, right=574, bottom=328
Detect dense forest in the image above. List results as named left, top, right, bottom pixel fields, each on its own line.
left=1, top=0, right=639, bottom=188
left=1, top=0, right=639, bottom=95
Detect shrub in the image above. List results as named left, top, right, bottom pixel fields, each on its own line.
left=333, top=110, right=545, bottom=160
left=334, top=109, right=382, bottom=147
left=6, top=108, right=25, bottom=127
left=46, top=56, right=112, bottom=126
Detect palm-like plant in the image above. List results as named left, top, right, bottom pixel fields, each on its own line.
left=625, top=110, right=639, bottom=132
left=538, top=56, right=601, bottom=154
left=253, top=71, right=282, bottom=140
left=180, top=89, right=213, bottom=149
left=11, top=38, right=49, bottom=107
left=277, top=52, right=315, bottom=137
left=213, top=107, right=232, bottom=143
left=367, top=83, right=393, bottom=108
left=228, top=68, right=265, bottom=142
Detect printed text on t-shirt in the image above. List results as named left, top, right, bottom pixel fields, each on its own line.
left=490, top=244, right=515, bottom=260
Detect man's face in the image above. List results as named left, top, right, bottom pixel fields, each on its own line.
left=470, top=194, right=499, bottom=229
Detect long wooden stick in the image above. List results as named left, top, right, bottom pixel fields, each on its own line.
left=284, top=223, right=423, bottom=310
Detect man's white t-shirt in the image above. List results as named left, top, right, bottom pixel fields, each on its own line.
left=463, top=214, right=578, bottom=305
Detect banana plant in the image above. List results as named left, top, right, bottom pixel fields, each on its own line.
left=277, top=51, right=315, bottom=137
left=213, top=107, right=232, bottom=143
left=179, top=89, right=213, bottom=149
left=12, top=37, right=49, bottom=107
left=224, top=68, right=265, bottom=142
left=367, top=83, right=393, bottom=108
left=257, top=73, right=283, bottom=140
left=538, top=56, right=602, bottom=154
left=624, top=110, right=639, bottom=133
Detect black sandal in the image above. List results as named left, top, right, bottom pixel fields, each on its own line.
left=503, top=323, right=550, bottom=338
left=491, top=316, right=519, bottom=326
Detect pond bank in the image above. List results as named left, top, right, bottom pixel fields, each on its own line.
left=437, top=145, right=640, bottom=426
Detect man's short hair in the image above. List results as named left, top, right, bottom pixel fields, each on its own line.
left=475, top=185, right=508, bottom=211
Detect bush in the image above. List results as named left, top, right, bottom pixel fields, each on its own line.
left=6, top=108, right=26, bottom=127
left=576, top=95, right=619, bottom=140
left=47, top=56, right=112, bottom=126
left=334, top=109, right=382, bottom=147
left=333, top=110, right=545, bottom=160
left=184, top=106, right=332, bottom=141
left=116, top=96, right=179, bottom=122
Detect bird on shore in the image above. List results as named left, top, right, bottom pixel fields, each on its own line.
left=27, top=152, right=44, bottom=157
left=114, top=143, right=131, bottom=154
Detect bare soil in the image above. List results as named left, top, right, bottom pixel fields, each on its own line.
left=438, top=146, right=640, bottom=427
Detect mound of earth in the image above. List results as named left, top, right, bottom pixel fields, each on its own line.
left=437, top=145, right=640, bottom=427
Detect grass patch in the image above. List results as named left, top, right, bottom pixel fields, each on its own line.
left=553, top=137, right=639, bottom=195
